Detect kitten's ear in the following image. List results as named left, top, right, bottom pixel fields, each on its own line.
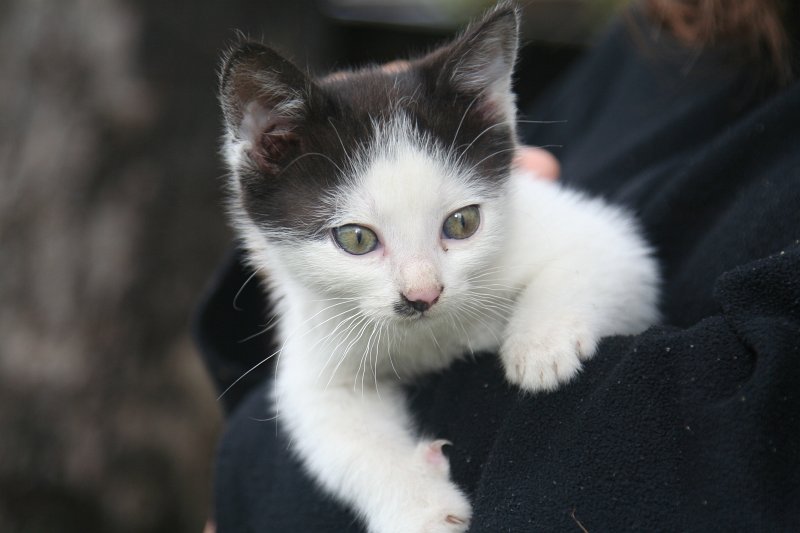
left=219, top=41, right=316, bottom=175
left=429, top=2, right=519, bottom=120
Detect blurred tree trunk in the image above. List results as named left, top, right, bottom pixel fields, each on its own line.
left=0, top=1, right=328, bottom=531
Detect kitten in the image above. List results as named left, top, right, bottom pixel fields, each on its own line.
left=218, top=3, right=659, bottom=532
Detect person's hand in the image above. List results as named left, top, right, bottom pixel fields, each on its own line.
left=513, top=146, right=560, bottom=181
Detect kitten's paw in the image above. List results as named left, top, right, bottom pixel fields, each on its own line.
left=398, top=480, right=472, bottom=533
left=418, top=490, right=471, bottom=533
left=501, top=322, right=598, bottom=393
left=376, top=442, right=471, bottom=533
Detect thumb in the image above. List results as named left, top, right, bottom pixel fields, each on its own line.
left=513, top=146, right=560, bottom=181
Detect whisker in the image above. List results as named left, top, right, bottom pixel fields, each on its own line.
left=333, top=317, right=370, bottom=392
left=448, top=311, right=475, bottom=357
left=232, top=266, right=262, bottom=311
left=452, top=115, right=565, bottom=170
left=467, top=278, right=518, bottom=288
left=358, top=318, right=382, bottom=395
left=516, top=119, right=568, bottom=125
left=449, top=94, right=481, bottom=154
left=453, top=120, right=509, bottom=167
left=326, top=314, right=372, bottom=391
left=372, top=320, right=387, bottom=398
left=237, top=315, right=280, bottom=343
left=386, top=323, right=402, bottom=381
left=226, top=300, right=361, bottom=403
left=463, top=296, right=511, bottom=321
left=465, top=266, right=510, bottom=280
left=463, top=147, right=519, bottom=177
left=216, top=347, right=280, bottom=402
left=328, top=117, right=348, bottom=162
left=459, top=303, right=502, bottom=346
left=278, top=151, right=344, bottom=177
left=315, top=311, right=366, bottom=382
left=426, top=322, right=443, bottom=355
left=469, top=289, right=519, bottom=305
left=248, top=414, right=279, bottom=423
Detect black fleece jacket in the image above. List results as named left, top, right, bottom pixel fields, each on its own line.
left=195, top=16, right=800, bottom=533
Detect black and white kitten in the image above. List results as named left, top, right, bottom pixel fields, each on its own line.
left=219, top=4, right=659, bottom=532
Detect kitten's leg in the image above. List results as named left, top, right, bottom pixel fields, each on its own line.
left=500, top=180, right=659, bottom=393
left=276, top=359, right=471, bottom=533
left=500, top=265, right=603, bottom=392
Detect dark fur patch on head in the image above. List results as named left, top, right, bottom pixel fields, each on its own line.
left=220, top=2, right=519, bottom=242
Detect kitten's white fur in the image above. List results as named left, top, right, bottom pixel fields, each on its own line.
left=219, top=4, right=659, bottom=531
left=224, top=112, right=659, bottom=532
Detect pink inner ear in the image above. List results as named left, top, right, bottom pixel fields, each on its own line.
left=256, top=127, right=298, bottom=171
left=240, top=101, right=299, bottom=174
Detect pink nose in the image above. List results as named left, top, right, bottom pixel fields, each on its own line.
left=402, top=286, right=442, bottom=312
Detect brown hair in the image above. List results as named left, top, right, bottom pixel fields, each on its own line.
left=645, top=0, right=796, bottom=83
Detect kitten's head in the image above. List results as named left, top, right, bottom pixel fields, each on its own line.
left=220, top=3, right=519, bottom=322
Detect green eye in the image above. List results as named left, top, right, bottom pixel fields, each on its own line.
left=333, top=224, right=379, bottom=255
left=442, top=205, right=480, bottom=240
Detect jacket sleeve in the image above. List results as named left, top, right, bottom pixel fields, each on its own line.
left=454, top=244, right=800, bottom=532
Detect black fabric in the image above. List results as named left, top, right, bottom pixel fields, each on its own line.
left=195, top=16, right=800, bottom=533
left=193, top=248, right=277, bottom=414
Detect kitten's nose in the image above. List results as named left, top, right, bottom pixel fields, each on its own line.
left=401, top=286, right=442, bottom=312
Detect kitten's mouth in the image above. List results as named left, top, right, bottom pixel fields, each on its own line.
left=392, top=297, right=438, bottom=319
left=392, top=302, right=430, bottom=319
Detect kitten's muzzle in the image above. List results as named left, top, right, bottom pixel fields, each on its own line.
left=395, top=287, right=442, bottom=316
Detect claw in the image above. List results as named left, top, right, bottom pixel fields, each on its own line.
left=430, top=439, right=452, bottom=452
left=446, top=515, right=466, bottom=525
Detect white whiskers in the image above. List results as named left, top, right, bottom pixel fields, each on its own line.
left=232, top=266, right=262, bottom=311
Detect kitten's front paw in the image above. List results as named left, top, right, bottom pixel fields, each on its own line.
left=412, top=440, right=471, bottom=532
left=501, top=321, right=597, bottom=393
left=392, top=480, right=472, bottom=533
left=400, top=479, right=472, bottom=533
left=375, top=441, right=471, bottom=533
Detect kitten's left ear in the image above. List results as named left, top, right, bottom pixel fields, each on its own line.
left=428, top=2, right=519, bottom=120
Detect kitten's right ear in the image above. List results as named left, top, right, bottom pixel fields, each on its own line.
left=219, top=41, right=315, bottom=175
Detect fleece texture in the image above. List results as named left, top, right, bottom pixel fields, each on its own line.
left=195, top=16, right=800, bottom=532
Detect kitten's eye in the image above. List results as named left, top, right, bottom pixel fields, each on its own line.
left=442, top=205, right=480, bottom=240
left=333, top=224, right=379, bottom=255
